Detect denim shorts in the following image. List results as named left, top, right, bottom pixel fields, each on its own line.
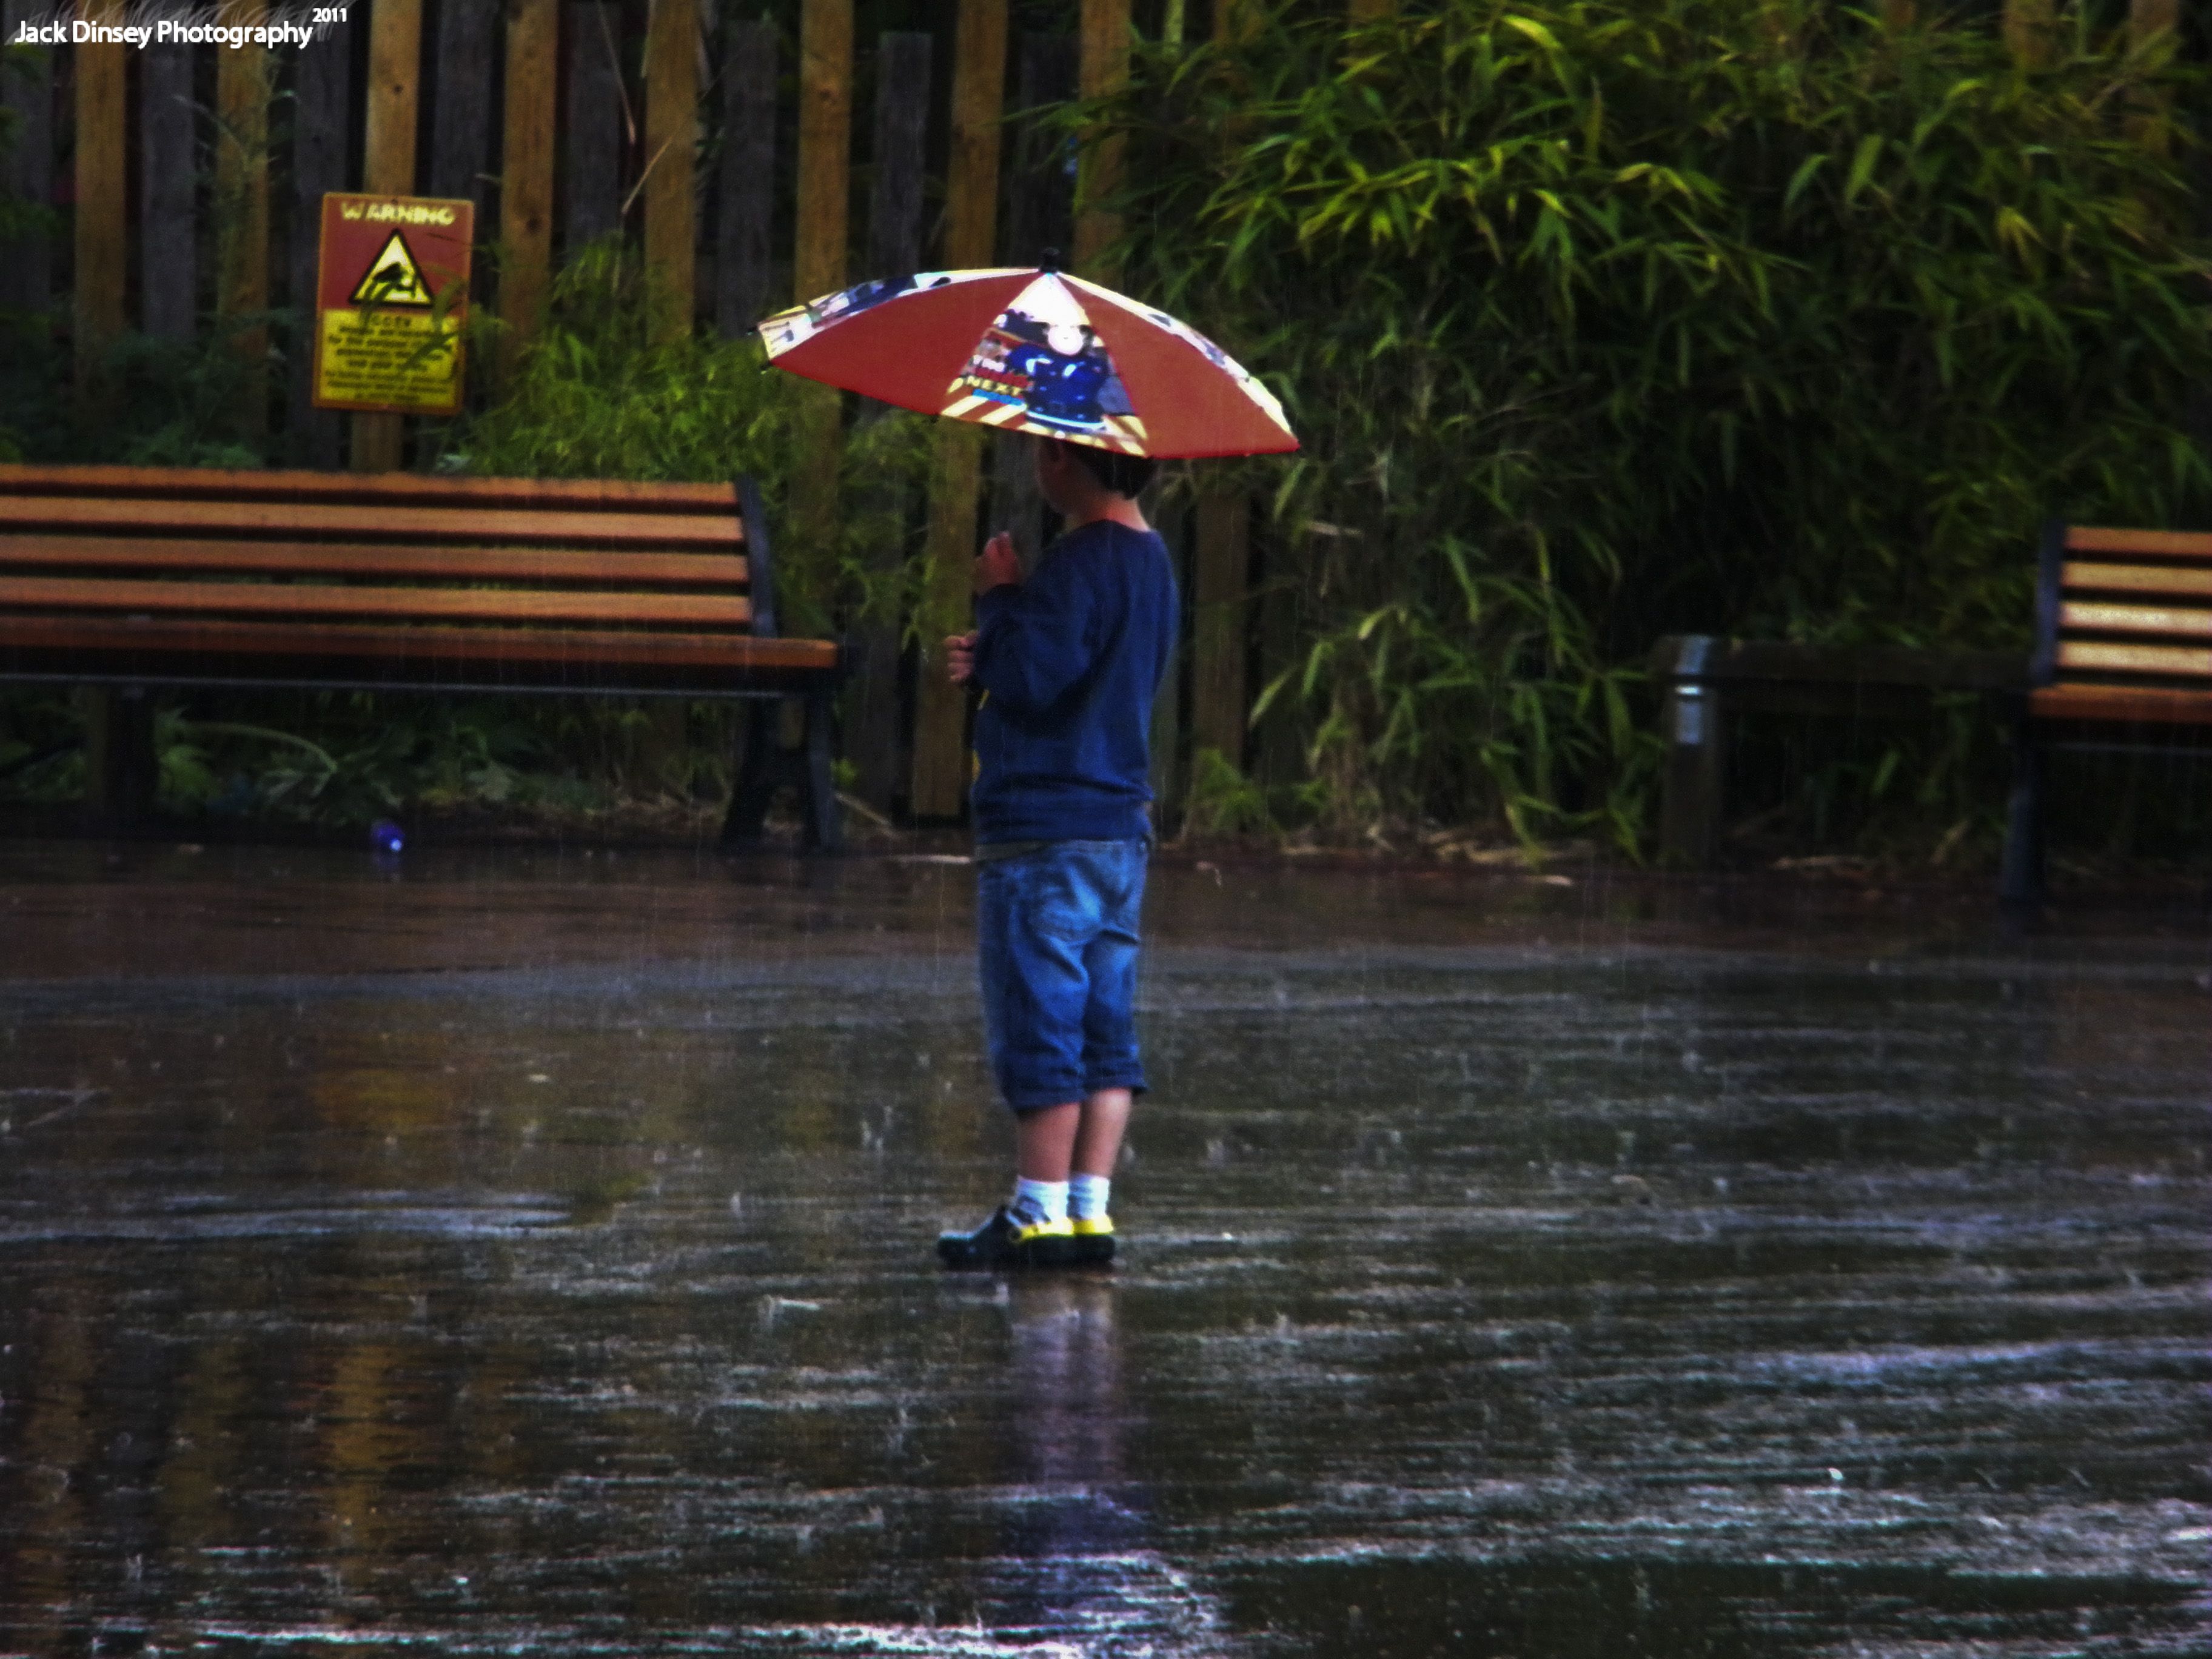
left=976, top=838, right=1149, bottom=1113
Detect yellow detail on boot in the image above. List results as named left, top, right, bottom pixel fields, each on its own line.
left=1010, top=1215, right=1074, bottom=1244
left=1070, top=1216, right=1114, bottom=1238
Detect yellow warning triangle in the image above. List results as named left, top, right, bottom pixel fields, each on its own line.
left=350, top=230, right=435, bottom=307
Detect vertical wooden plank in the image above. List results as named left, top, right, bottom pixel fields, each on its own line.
left=1190, top=483, right=1251, bottom=768
left=2002, top=0, right=2054, bottom=68
left=139, top=45, right=198, bottom=341
left=986, top=32, right=1074, bottom=594
left=1255, top=539, right=1301, bottom=788
left=2130, top=0, right=2180, bottom=43
left=500, top=0, right=559, bottom=380
left=910, top=0, right=1008, bottom=820
left=2128, top=0, right=2179, bottom=153
left=643, top=0, right=700, bottom=342
left=361, top=0, right=421, bottom=193
left=866, top=32, right=930, bottom=280
left=1147, top=501, right=1188, bottom=828
left=1216, top=0, right=1261, bottom=46
left=289, top=12, right=354, bottom=466
left=987, top=427, right=1043, bottom=586
left=354, top=0, right=421, bottom=469
left=910, top=429, right=987, bottom=819
left=1187, top=1, right=1263, bottom=800
left=840, top=28, right=933, bottom=817
left=794, top=0, right=853, bottom=303
left=429, top=0, right=500, bottom=218
left=72, top=30, right=129, bottom=389
left=1073, top=0, right=1126, bottom=281
left=714, top=16, right=775, bottom=332
left=943, top=0, right=1007, bottom=270
left=987, top=12, right=1051, bottom=588
left=788, top=0, right=853, bottom=704
left=216, top=10, right=272, bottom=440
left=0, top=0, right=56, bottom=315
left=1001, top=29, right=1072, bottom=270
left=563, top=1, right=626, bottom=253
left=640, top=0, right=701, bottom=799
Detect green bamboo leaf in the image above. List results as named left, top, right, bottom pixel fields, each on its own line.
left=1844, top=135, right=1884, bottom=205
left=1502, top=15, right=1561, bottom=53
left=1783, top=153, right=1828, bottom=215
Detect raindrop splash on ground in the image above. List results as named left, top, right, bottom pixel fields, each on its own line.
left=1, top=842, right=2206, bottom=1657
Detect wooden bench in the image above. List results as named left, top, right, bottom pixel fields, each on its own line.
left=1999, top=522, right=2212, bottom=899
left=1649, top=635, right=2025, bottom=868
left=0, top=462, right=842, bottom=848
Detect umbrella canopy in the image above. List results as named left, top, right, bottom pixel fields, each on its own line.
left=757, top=267, right=1296, bottom=459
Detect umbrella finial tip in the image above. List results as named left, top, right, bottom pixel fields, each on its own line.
left=1040, top=247, right=1061, bottom=274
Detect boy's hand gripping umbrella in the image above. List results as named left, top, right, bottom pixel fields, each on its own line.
left=755, top=263, right=1297, bottom=459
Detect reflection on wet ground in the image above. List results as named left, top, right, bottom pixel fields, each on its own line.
left=1, top=843, right=2207, bottom=1657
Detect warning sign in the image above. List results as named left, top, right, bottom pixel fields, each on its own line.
left=313, top=193, right=473, bottom=416
left=349, top=232, right=437, bottom=308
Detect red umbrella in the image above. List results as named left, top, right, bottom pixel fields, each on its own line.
left=757, top=266, right=1296, bottom=459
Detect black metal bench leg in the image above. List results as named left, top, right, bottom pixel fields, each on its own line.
left=722, top=700, right=781, bottom=845
left=82, top=685, right=157, bottom=834
left=2000, top=709, right=2045, bottom=904
left=800, top=684, right=843, bottom=853
left=722, top=693, right=843, bottom=852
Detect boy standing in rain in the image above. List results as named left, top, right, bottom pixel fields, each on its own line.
left=935, top=436, right=1176, bottom=1270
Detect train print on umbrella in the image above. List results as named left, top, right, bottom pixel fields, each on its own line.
left=940, top=278, right=1148, bottom=453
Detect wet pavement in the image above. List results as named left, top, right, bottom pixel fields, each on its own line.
left=1, top=843, right=2207, bottom=1658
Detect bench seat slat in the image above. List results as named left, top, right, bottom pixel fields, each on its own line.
left=0, top=614, right=834, bottom=674
left=2063, top=526, right=2212, bottom=560
left=0, top=534, right=749, bottom=588
left=0, top=575, right=751, bottom=629
left=2060, top=561, right=2212, bottom=598
left=2054, top=640, right=2212, bottom=679
left=0, top=495, right=743, bottom=549
left=2058, top=600, right=2212, bottom=640
left=2031, top=684, right=2212, bottom=724
left=0, top=461, right=740, bottom=514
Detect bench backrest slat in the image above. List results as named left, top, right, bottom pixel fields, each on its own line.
left=2, top=534, right=749, bottom=588
left=2039, top=525, right=2212, bottom=697
left=0, top=575, right=752, bottom=631
left=2054, top=640, right=2212, bottom=679
left=8, top=614, right=834, bottom=674
left=2059, top=600, right=2212, bottom=641
left=0, top=462, right=833, bottom=693
left=2062, top=525, right=2212, bottom=560
left=0, top=495, right=743, bottom=549
left=0, top=461, right=739, bottom=515
left=2060, top=560, right=2212, bottom=598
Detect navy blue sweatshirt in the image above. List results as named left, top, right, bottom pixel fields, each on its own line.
left=970, top=519, right=1178, bottom=845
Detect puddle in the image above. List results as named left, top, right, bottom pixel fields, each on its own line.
left=1, top=843, right=2205, bottom=1655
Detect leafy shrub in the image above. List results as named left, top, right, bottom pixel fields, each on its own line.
left=444, top=240, right=935, bottom=638
left=1091, top=0, right=2208, bottom=853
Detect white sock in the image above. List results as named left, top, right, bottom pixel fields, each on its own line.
left=1010, top=1178, right=1068, bottom=1227
left=1068, top=1174, right=1111, bottom=1221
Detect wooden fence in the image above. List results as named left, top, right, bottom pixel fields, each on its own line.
left=0, top=0, right=2180, bottom=827
left=0, top=0, right=1283, bottom=826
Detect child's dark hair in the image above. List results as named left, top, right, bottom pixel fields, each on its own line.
left=1057, top=440, right=1157, bottom=500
